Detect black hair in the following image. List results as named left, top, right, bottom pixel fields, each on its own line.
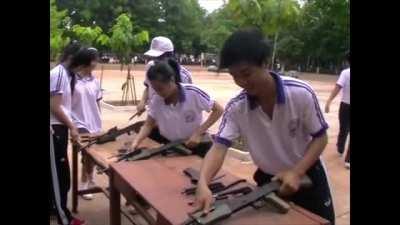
left=345, top=50, right=350, bottom=65
left=219, top=28, right=272, bottom=69
left=59, top=40, right=81, bottom=63
left=69, top=47, right=99, bottom=69
left=156, top=51, right=175, bottom=60
left=69, top=47, right=99, bottom=94
left=147, top=59, right=181, bottom=84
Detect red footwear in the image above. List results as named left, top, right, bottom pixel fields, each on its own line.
left=70, top=218, right=86, bottom=225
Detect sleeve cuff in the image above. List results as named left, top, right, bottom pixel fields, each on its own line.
left=211, top=135, right=232, bottom=148
left=206, top=100, right=215, bottom=112
left=336, top=82, right=344, bottom=88
left=50, top=90, right=62, bottom=96
left=311, top=125, right=329, bottom=138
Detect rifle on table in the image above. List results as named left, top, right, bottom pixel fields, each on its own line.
left=118, top=139, right=193, bottom=162
left=183, top=167, right=226, bottom=184
left=79, top=119, right=144, bottom=151
left=183, top=176, right=313, bottom=225
left=182, top=179, right=247, bottom=196
left=117, top=134, right=213, bottom=161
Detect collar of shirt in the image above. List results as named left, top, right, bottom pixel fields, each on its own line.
left=164, top=83, right=186, bottom=105
left=247, top=71, right=286, bottom=110
left=76, top=73, right=95, bottom=81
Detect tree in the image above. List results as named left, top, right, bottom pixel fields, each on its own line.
left=50, top=0, right=70, bottom=61
left=227, top=0, right=300, bottom=69
left=109, top=13, right=149, bottom=104
left=109, top=13, right=149, bottom=67
left=297, top=0, right=349, bottom=73
left=201, top=7, right=237, bottom=53
left=71, top=24, right=110, bottom=48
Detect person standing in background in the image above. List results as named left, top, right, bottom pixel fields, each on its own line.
left=325, top=51, right=350, bottom=169
left=135, top=36, right=193, bottom=117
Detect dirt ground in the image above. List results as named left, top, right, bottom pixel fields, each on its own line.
left=60, top=65, right=349, bottom=225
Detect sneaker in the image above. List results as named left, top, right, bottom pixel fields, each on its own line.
left=70, top=217, right=86, bottom=225
left=80, top=182, right=94, bottom=200
left=345, top=162, right=350, bottom=169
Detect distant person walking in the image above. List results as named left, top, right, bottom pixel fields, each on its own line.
left=325, top=51, right=350, bottom=169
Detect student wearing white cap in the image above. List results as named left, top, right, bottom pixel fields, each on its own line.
left=136, top=36, right=193, bottom=116
left=130, top=59, right=223, bottom=157
left=193, top=29, right=335, bottom=225
left=50, top=41, right=86, bottom=225
left=70, top=47, right=103, bottom=200
left=325, top=51, right=350, bottom=168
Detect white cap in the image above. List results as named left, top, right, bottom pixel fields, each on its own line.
left=144, top=36, right=174, bottom=57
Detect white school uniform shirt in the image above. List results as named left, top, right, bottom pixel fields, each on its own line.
left=148, top=83, right=214, bottom=141
left=144, top=60, right=193, bottom=99
left=336, top=68, right=350, bottom=104
left=214, top=72, right=329, bottom=175
left=71, top=74, right=103, bottom=133
left=50, top=64, right=72, bottom=125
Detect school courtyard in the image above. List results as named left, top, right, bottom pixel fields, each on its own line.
left=63, top=64, right=350, bottom=225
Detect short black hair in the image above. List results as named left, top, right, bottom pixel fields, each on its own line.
left=147, top=59, right=181, bottom=84
left=70, top=47, right=99, bottom=69
left=219, top=28, right=272, bottom=69
left=59, top=40, right=81, bottom=63
left=345, top=50, right=350, bottom=64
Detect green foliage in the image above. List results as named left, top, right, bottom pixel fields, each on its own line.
left=71, top=24, right=107, bottom=47
left=52, top=0, right=349, bottom=73
left=50, top=0, right=70, bottom=61
left=109, top=13, right=149, bottom=66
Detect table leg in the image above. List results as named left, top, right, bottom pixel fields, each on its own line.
left=110, top=171, right=121, bottom=225
left=72, top=144, right=79, bottom=213
left=155, top=213, right=171, bottom=225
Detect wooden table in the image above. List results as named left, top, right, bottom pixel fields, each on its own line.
left=109, top=156, right=330, bottom=225
left=71, top=131, right=160, bottom=214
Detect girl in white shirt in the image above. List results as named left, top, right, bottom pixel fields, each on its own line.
left=70, top=47, right=102, bottom=200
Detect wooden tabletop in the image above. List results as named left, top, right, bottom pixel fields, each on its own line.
left=110, top=156, right=330, bottom=225
left=84, top=132, right=160, bottom=169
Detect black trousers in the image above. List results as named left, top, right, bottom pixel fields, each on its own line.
left=50, top=125, right=72, bottom=224
left=147, top=127, right=212, bottom=158
left=337, top=102, right=350, bottom=156
left=253, top=160, right=335, bottom=225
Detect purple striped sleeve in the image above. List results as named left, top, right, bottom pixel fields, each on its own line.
left=211, top=135, right=233, bottom=148
left=283, top=81, right=328, bottom=128
left=310, top=125, right=328, bottom=138
left=185, top=87, right=211, bottom=101
left=50, top=90, right=62, bottom=96
left=216, top=93, right=246, bottom=136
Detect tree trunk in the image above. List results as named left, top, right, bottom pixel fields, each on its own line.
left=271, top=31, right=280, bottom=70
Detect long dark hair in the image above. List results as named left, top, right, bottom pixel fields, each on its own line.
left=147, top=59, right=181, bottom=84
left=69, top=47, right=99, bottom=94
left=58, top=41, right=82, bottom=95
left=59, top=40, right=81, bottom=63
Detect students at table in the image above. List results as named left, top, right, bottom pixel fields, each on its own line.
left=131, top=59, right=223, bottom=157
left=192, top=28, right=335, bottom=225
